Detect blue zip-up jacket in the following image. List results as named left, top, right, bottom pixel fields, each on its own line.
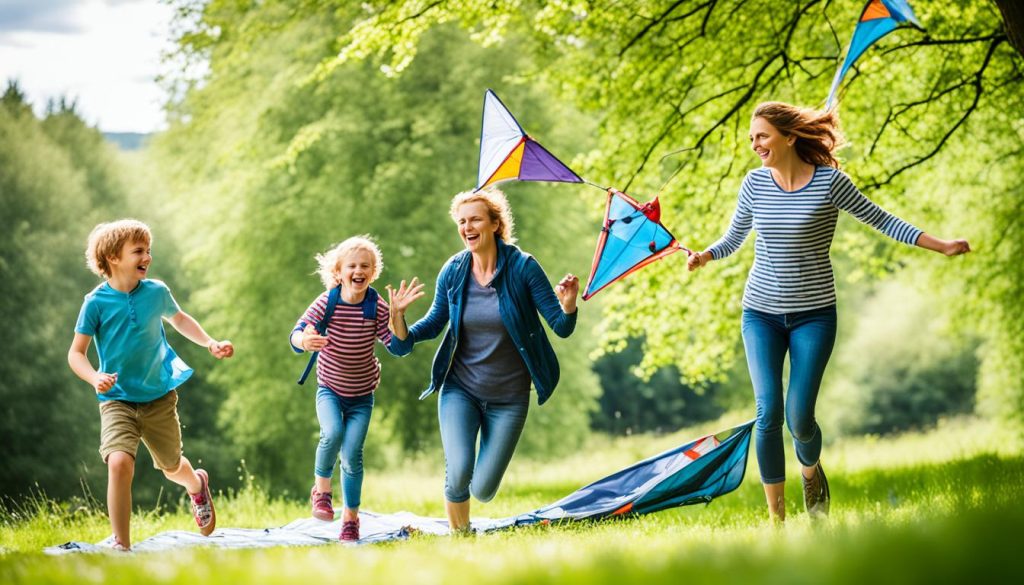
left=390, top=238, right=577, bottom=405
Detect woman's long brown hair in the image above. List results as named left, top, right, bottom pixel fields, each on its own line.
left=753, top=102, right=845, bottom=168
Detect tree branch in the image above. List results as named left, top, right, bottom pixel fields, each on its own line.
left=864, top=37, right=1005, bottom=190
left=619, top=0, right=702, bottom=57
left=880, top=32, right=1005, bottom=55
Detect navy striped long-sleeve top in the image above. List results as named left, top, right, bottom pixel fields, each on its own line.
left=706, top=166, right=922, bottom=314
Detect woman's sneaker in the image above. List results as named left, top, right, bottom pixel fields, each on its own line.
left=310, top=486, right=334, bottom=521
left=340, top=518, right=360, bottom=542
left=802, top=461, right=830, bottom=518
left=190, top=469, right=216, bottom=536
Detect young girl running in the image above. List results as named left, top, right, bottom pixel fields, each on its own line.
left=289, top=236, right=403, bottom=541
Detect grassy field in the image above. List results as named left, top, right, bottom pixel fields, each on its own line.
left=2, top=415, right=1022, bottom=584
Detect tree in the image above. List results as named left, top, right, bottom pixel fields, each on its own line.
left=291, top=0, right=1023, bottom=428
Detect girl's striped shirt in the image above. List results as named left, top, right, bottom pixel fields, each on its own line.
left=707, top=166, right=922, bottom=314
left=294, top=291, right=393, bottom=397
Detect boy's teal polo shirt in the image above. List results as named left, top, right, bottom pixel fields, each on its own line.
left=75, top=279, right=193, bottom=402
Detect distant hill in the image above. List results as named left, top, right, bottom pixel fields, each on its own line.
left=102, top=132, right=150, bottom=151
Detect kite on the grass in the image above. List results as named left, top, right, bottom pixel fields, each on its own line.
left=583, top=189, right=689, bottom=301
left=826, top=0, right=922, bottom=109
left=509, top=419, right=754, bottom=525
left=476, top=89, right=585, bottom=191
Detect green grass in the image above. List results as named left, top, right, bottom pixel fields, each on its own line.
left=2, top=415, right=1023, bottom=584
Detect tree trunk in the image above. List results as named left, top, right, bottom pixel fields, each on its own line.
left=994, top=0, right=1024, bottom=57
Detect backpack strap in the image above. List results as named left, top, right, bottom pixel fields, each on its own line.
left=297, top=285, right=342, bottom=385
left=362, top=287, right=379, bottom=320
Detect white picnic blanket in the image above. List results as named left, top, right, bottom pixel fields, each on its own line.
left=45, top=511, right=519, bottom=554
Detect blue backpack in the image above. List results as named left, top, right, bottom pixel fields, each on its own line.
left=297, top=286, right=379, bottom=385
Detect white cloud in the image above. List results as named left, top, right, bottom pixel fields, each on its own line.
left=0, top=1, right=85, bottom=35
left=0, top=0, right=175, bottom=133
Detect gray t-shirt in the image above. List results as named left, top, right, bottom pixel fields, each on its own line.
left=448, top=277, right=531, bottom=401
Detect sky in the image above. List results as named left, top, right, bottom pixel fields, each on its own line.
left=0, top=0, right=175, bottom=133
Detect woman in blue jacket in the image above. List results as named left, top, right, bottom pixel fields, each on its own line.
left=388, top=188, right=579, bottom=533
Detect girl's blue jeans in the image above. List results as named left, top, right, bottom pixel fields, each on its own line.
left=741, top=305, right=837, bottom=484
left=314, top=387, right=374, bottom=509
left=438, top=384, right=529, bottom=503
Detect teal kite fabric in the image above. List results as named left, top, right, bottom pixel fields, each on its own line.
left=826, top=0, right=921, bottom=108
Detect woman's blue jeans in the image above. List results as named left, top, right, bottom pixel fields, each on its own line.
left=314, top=387, right=374, bottom=509
left=741, top=305, right=837, bottom=484
left=438, top=385, right=529, bottom=503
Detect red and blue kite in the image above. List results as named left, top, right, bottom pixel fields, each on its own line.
left=826, top=0, right=922, bottom=109
left=476, top=89, right=584, bottom=191
left=583, top=189, right=688, bottom=301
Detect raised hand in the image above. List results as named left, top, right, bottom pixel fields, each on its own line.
left=386, top=277, right=425, bottom=317
left=300, top=324, right=329, bottom=352
left=208, top=339, right=235, bottom=359
left=555, top=273, right=579, bottom=313
left=94, top=372, right=118, bottom=393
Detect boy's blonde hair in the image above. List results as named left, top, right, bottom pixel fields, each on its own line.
left=449, top=188, right=517, bottom=245
left=85, top=219, right=152, bottom=278
left=316, top=235, right=383, bottom=289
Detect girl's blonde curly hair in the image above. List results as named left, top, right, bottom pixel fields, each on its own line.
left=315, top=235, right=383, bottom=289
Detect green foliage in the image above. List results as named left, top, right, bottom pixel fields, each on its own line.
left=591, top=338, right=725, bottom=435
left=316, top=0, right=1024, bottom=428
left=0, top=91, right=128, bottom=499
left=822, top=278, right=979, bottom=437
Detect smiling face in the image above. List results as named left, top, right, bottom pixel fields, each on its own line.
left=455, top=200, right=500, bottom=254
left=749, top=116, right=795, bottom=169
left=108, top=239, right=152, bottom=283
left=338, top=248, right=376, bottom=293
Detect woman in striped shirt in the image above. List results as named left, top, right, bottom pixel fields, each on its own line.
left=687, top=102, right=970, bottom=522
left=290, top=236, right=401, bottom=541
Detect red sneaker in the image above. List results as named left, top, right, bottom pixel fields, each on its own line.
left=190, top=469, right=216, bottom=536
left=340, top=518, right=359, bottom=542
left=310, top=486, right=335, bottom=521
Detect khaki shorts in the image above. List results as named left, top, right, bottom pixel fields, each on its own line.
left=98, top=390, right=183, bottom=471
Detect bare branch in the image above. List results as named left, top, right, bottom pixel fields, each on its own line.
left=619, top=0, right=700, bottom=57
left=881, top=32, right=1005, bottom=55
left=864, top=38, right=1005, bottom=190
left=396, top=1, right=445, bottom=25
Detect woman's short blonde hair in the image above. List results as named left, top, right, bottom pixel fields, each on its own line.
left=85, top=219, right=152, bottom=278
left=315, top=235, right=383, bottom=289
left=449, top=188, right=517, bottom=245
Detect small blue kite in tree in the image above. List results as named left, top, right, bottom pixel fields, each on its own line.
left=826, top=0, right=923, bottom=109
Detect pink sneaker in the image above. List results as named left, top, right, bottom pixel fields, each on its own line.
left=111, top=536, right=130, bottom=552
left=340, top=518, right=359, bottom=542
left=310, top=486, right=334, bottom=521
left=190, top=469, right=216, bottom=536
